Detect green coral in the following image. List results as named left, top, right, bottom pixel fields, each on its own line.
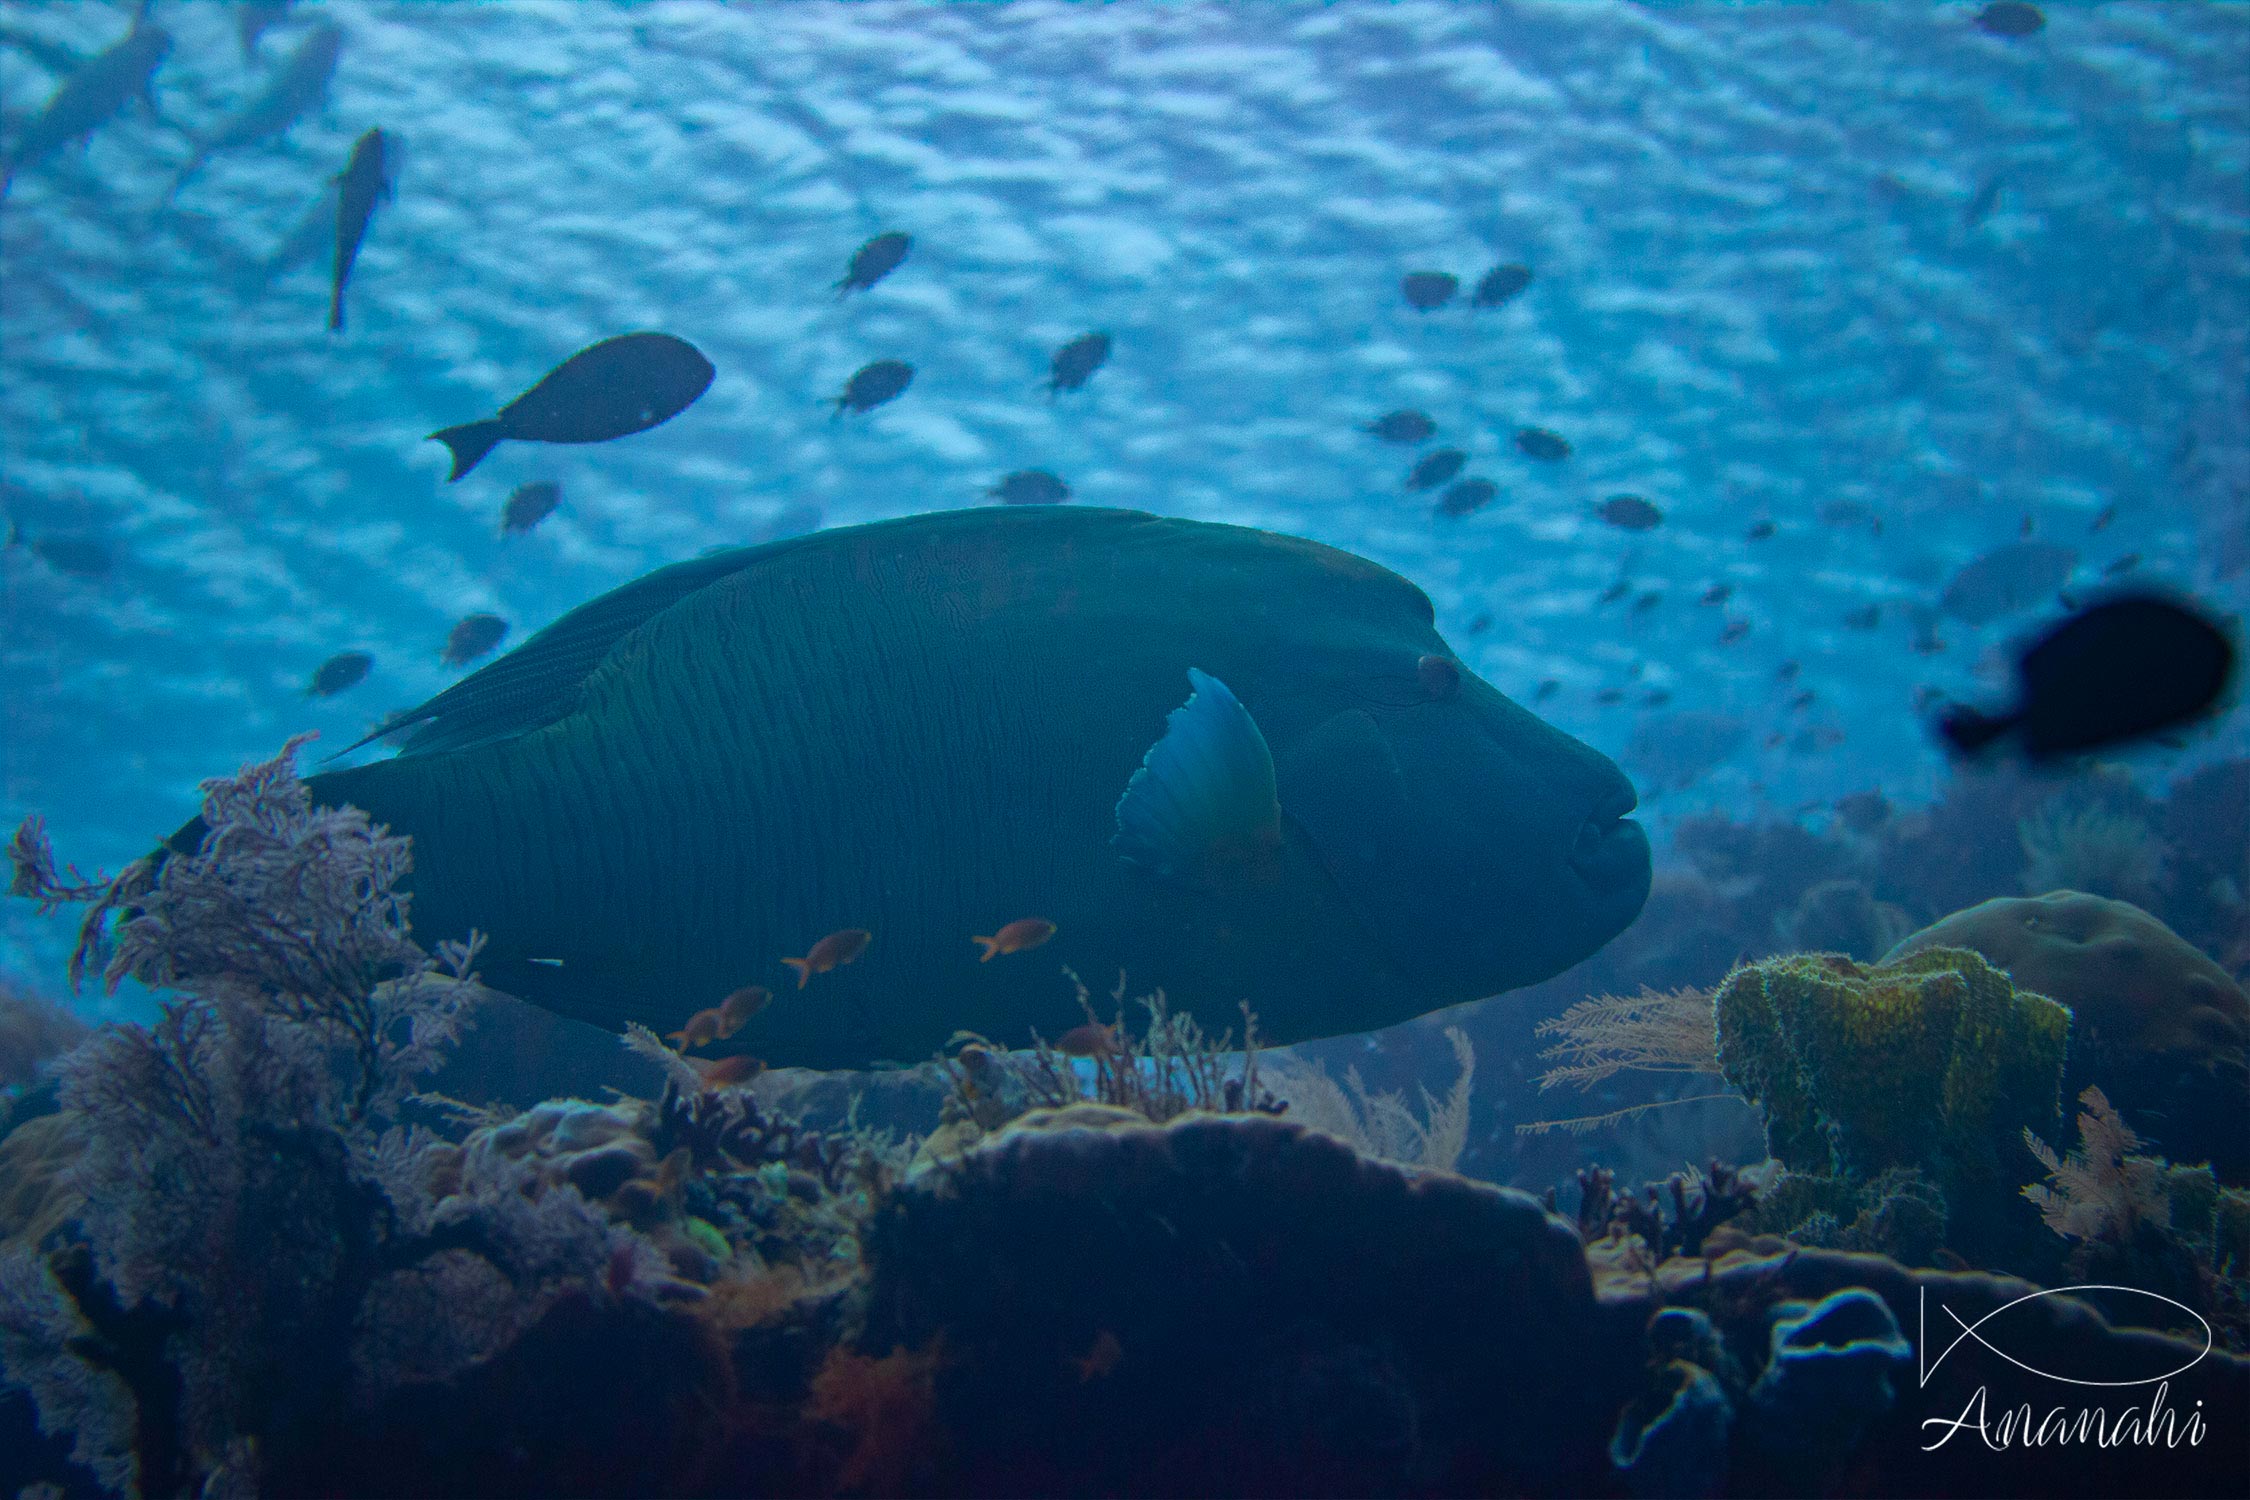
left=1716, top=949, right=2069, bottom=1183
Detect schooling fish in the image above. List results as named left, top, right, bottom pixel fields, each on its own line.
left=783, top=928, right=872, bottom=988
left=1436, top=478, right=1496, bottom=517
left=1400, top=271, right=1457, bottom=311
left=989, top=470, right=1069, bottom=506
left=165, top=21, right=342, bottom=202
left=501, top=482, right=562, bottom=535
left=716, top=984, right=770, bottom=1035
left=836, top=231, right=910, bottom=295
left=1364, top=410, right=1436, bottom=444
left=1047, top=332, right=1110, bottom=395
left=1596, top=495, right=1662, bottom=532
left=328, top=127, right=391, bottom=332
left=668, top=1008, right=723, bottom=1049
left=1406, top=449, right=1466, bottom=492
left=442, top=613, right=507, bottom=666
left=833, top=359, right=913, bottom=416
left=973, top=918, right=1056, bottom=962
left=0, top=18, right=171, bottom=199
left=1515, top=428, right=1570, bottom=462
left=429, top=333, right=714, bottom=480
left=1472, top=263, right=1532, bottom=307
left=1939, top=592, right=2235, bottom=761
left=307, top=650, right=372, bottom=697
left=233, top=508, right=1647, bottom=1070
left=1976, top=2, right=2044, bottom=39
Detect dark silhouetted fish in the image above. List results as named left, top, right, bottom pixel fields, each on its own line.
left=0, top=18, right=171, bottom=199
left=442, top=613, right=507, bottom=666
left=165, top=21, right=342, bottom=201
left=501, top=482, right=562, bottom=535
left=307, top=650, right=372, bottom=697
left=1472, top=264, right=1532, bottom=307
left=1977, top=2, right=2044, bottom=38
left=1047, top=332, right=1110, bottom=395
left=2103, top=553, right=2141, bottom=578
left=1719, top=619, right=1750, bottom=645
left=1631, top=591, right=1662, bottom=614
left=1598, top=580, right=1632, bottom=606
left=2090, top=503, right=2117, bottom=533
left=1364, top=410, right=1436, bottom=444
left=1699, top=584, right=1732, bottom=607
left=1515, top=428, right=1570, bottom=461
left=328, top=127, right=391, bottom=332
left=1405, top=448, right=1466, bottom=491
left=989, top=470, right=1069, bottom=506
left=1746, top=520, right=1776, bottom=541
left=239, top=1, right=296, bottom=59
left=430, top=333, right=714, bottom=480
left=1962, top=174, right=2003, bottom=229
left=1939, top=593, right=2234, bottom=761
left=1400, top=271, right=1457, bottom=311
left=836, top=231, right=909, bottom=295
left=1436, top=478, right=1496, bottom=517
left=4, top=522, right=113, bottom=578
left=1533, top=679, right=1560, bottom=702
left=1939, top=541, right=2076, bottom=624
left=232, top=508, right=1649, bottom=1069
left=1596, top=495, right=1662, bottom=531
left=833, top=358, right=913, bottom=416
left=1466, top=612, right=1492, bottom=635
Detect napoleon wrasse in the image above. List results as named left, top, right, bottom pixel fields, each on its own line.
left=191, top=508, right=1650, bottom=1069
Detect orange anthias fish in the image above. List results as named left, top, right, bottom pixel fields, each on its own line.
left=782, top=928, right=872, bottom=988
left=716, top=984, right=771, bottom=1037
left=694, top=1053, right=765, bottom=1088
left=972, top=917, right=1057, bottom=962
left=667, top=1007, right=723, bottom=1050
left=1055, top=1022, right=1118, bottom=1058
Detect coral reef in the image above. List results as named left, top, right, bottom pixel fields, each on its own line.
left=1713, top=947, right=2070, bottom=1260
left=1262, top=1025, right=1478, bottom=1170
left=1885, top=890, right=2250, bottom=1180
left=0, top=980, right=85, bottom=1139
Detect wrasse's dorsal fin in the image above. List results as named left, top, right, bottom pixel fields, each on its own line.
left=331, top=545, right=770, bottom=760
left=1112, top=668, right=1281, bottom=884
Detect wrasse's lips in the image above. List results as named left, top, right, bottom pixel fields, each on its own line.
left=1569, top=782, right=1648, bottom=894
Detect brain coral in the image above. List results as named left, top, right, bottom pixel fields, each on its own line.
left=1884, top=891, right=2250, bottom=1181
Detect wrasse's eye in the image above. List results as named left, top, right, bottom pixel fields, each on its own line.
left=1416, top=654, right=1460, bottom=699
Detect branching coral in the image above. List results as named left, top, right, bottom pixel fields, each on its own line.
left=2019, top=799, right=2167, bottom=907
left=2023, top=1086, right=2170, bottom=1244
left=1263, top=1026, right=1477, bottom=1171
left=1517, top=986, right=1752, bottom=1138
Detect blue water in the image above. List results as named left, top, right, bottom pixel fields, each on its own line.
left=3, top=0, right=2245, bottom=1007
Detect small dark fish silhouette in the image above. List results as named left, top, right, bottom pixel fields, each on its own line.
left=2089, top=503, right=2117, bottom=533
left=5, top=520, right=114, bottom=578
left=2102, top=553, right=2141, bottom=578
left=1364, top=409, right=1436, bottom=444
left=1400, top=271, right=1458, bottom=311
left=1746, top=520, right=1776, bottom=541
left=1962, top=174, right=2004, bottom=229
left=442, top=613, right=508, bottom=667
left=166, top=21, right=342, bottom=201
left=1594, top=687, right=1624, bottom=705
left=1642, top=689, right=1672, bottom=708
left=1466, top=612, right=1493, bottom=635
left=833, top=359, right=913, bottom=416
left=1976, top=2, right=2044, bottom=38
left=1843, top=604, right=1882, bottom=630
left=1514, top=428, right=1570, bottom=462
left=836, top=231, right=910, bottom=295
left=430, top=333, right=714, bottom=480
left=501, top=481, right=562, bottom=535
left=1047, top=332, right=1110, bottom=395
left=1598, top=580, right=1632, bottom=606
left=1789, top=689, right=1816, bottom=711
left=989, top=470, right=1070, bottom=506
left=1596, top=495, right=1662, bottom=531
left=328, top=127, right=392, bottom=332
left=1719, top=619, right=1751, bottom=645
left=307, top=650, right=372, bottom=697
left=0, top=18, right=172, bottom=199
left=1941, top=594, right=2234, bottom=761
left=1631, top=591, right=1662, bottom=615
left=1405, top=449, right=1466, bottom=491
left=1699, top=585, right=1732, bottom=607
left=1776, top=660, right=1800, bottom=681
left=1436, top=478, right=1496, bottom=517
left=1533, top=679, right=1560, bottom=702
left=1471, top=264, right=1532, bottom=308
